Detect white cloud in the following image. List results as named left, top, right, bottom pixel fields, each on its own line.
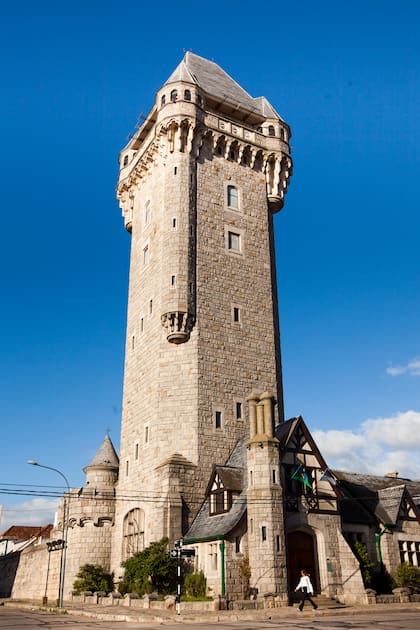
left=0, top=497, right=59, bottom=533
left=313, top=410, right=420, bottom=480
left=387, top=357, right=420, bottom=377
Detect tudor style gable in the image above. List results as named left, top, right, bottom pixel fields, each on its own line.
left=277, top=416, right=339, bottom=514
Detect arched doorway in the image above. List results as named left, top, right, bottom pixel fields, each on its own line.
left=286, top=530, right=318, bottom=593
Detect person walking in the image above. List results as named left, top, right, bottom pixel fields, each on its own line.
left=294, top=569, right=318, bottom=611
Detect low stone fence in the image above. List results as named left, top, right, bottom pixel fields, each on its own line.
left=366, top=587, right=420, bottom=604
left=71, top=591, right=218, bottom=611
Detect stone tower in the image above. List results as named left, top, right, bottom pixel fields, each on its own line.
left=112, top=52, right=292, bottom=573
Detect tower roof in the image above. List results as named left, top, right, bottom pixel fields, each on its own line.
left=164, top=51, right=283, bottom=121
left=86, top=435, right=119, bottom=469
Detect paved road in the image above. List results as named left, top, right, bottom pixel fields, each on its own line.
left=1, top=607, right=420, bottom=629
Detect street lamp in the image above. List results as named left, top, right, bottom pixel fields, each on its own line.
left=27, top=460, right=70, bottom=608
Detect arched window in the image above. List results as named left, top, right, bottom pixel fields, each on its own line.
left=196, top=94, right=203, bottom=106
left=161, top=94, right=166, bottom=106
left=122, top=508, right=145, bottom=560
left=268, top=125, right=275, bottom=136
left=170, top=89, right=178, bottom=102
left=184, top=89, right=191, bottom=101
left=280, top=128, right=286, bottom=141
left=123, top=155, right=129, bottom=166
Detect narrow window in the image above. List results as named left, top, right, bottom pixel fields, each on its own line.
left=171, top=275, right=176, bottom=287
left=250, top=470, right=253, bottom=486
left=262, top=526, right=267, bottom=542
left=268, top=125, right=275, bottom=136
left=161, top=94, right=166, bottom=106
left=144, top=200, right=151, bottom=225
left=250, top=518, right=254, bottom=534
left=233, top=306, right=240, bottom=323
left=215, top=410, right=222, bottom=429
left=126, top=460, right=129, bottom=476
left=170, top=89, right=177, bottom=102
left=143, top=244, right=149, bottom=266
left=196, top=94, right=203, bottom=106
left=140, top=317, right=144, bottom=333
left=235, top=536, right=241, bottom=553
left=228, top=231, right=241, bottom=252
left=172, top=217, right=177, bottom=228
left=227, top=185, right=239, bottom=209
left=236, top=401, right=242, bottom=420
left=149, top=299, right=153, bottom=315
left=174, top=166, right=177, bottom=175
left=135, top=443, right=139, bottom=460
left=123, top=155, right=129, bottom=166
left=276, top=535, right=280, bottom=553
left=145, top=426, right=149, bottom=443
left=280, top=128, right=286, bottom=141
left=184, top=89, right=191, bottom=101
left=272, top=469, right=276, bottom=483
left=131, top=335, right=135, bottom=350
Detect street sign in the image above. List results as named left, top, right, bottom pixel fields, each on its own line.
left=180, top=548, right=195, bottom=558
left=170, top=549, right=179, bottom=558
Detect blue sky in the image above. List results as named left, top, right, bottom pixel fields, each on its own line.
left=1, top=0, right=419, bottom=530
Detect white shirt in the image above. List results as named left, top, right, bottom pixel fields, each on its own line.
left=296, top=574, right=314, bottom=594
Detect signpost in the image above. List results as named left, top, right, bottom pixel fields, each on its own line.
left=170, top=539, right=195, bottom=615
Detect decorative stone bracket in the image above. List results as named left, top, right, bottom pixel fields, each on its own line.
left=161, top=311, right=195, bottom=344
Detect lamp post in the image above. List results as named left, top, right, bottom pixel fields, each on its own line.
left=27, top=460, right=70, bottom=608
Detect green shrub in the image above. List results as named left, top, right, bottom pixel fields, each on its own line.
left=118, top=538, right=177, bottom=596
left=395, top=562, right=420, bottom=592
left=73, top=564, right=114, bottom=595
left=184, top=571, right=206, bottom=598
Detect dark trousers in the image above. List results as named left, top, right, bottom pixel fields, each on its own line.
left=299, top=587, right=317, bottom=610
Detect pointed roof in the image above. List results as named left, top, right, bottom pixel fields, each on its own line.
left=164, top=52, right=281, bottom=120
left=86, top=435, right=119, bottom=469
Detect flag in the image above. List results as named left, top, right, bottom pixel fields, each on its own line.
left=291, top=465, right=312, bottom=489
left=320, top=468, right=337, bottom=486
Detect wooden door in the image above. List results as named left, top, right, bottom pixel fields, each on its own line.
left=287, top=530, right=318, bottom=593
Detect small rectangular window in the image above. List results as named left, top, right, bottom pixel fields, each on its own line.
left=228, top=231, right=241, bottom=252
left=171, top=275, right=176, bottom=287
left=276, top=535, right=280, bottom=553
left=250, top=518, right=254, bottom=534
left=215, top=410, right=222, bottom=429
left=145, top=426, right=149, bottom=443
left=235, top=536, right=241, bottom=553
left=262, top=526, right=267, bottom=542
left=227, top=185, right=239, bottom=209
left=233, top=306, right=240, bottom=323
left=149, top=300, right=153, bottom=315
left=135, top=443, right=139, bottom=460
left=272, top=469, right=276, bottom=483
left=174, top=167, right=177, bottom=175
left=236, top=401, right=242, bottom=419
left=131, top=335, right=135, bottom=350
left=172, top=217, right=177, bottom=228
left=140, top=317, right=144, bottom=333
left=126, top=460, right=129, bottom=476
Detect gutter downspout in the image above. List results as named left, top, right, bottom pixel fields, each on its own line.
left=183, top=534, right=225, bottom=597
left=375, top=525, right=391, bottom=564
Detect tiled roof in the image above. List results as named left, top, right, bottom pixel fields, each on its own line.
left=164, top=52, right=282, bottom=121
left=186, top=438, right=247, bottom=540
left=0, top=524, right=53, bottom=540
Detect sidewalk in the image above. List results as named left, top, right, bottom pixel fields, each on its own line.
left=4, top=598, right=420, bottom=625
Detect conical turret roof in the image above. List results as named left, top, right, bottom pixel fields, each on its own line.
left=86, top=434, right=119, bottom=469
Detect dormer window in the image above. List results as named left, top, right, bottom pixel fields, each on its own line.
left=170, top=89, right=178, bottom=102
left=209, top=473, right=232, bottom=515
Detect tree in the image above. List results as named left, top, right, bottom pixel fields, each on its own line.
left=73, top=564, right=114, bottom=594
left=395, top=562, right=420, bottom=592
left=118, top=538, right=177, bottom=596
